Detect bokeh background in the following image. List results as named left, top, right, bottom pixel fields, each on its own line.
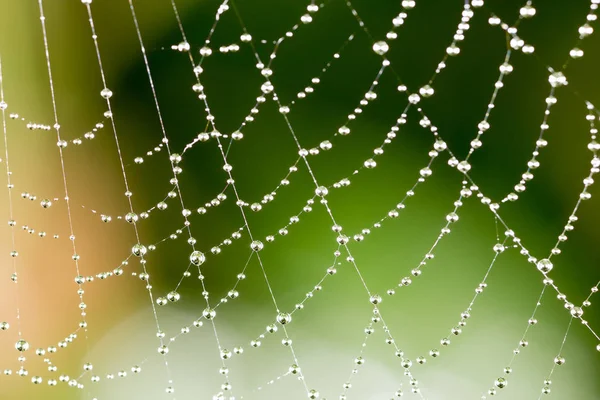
left=0, top=0, right=599, bottom=399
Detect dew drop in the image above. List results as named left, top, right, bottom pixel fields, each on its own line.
left=372, top=41, right=389, bottom=55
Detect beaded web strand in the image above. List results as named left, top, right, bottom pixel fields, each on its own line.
left=0, top=0, right=599, bottom=399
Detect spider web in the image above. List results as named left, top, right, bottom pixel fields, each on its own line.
left=0, top=0, right=599, bottom=399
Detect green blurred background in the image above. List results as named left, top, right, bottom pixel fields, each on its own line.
left=0, top=0, right=599, bottom=399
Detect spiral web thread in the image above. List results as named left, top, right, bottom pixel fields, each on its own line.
left=0, top=0, right=599, bottom=399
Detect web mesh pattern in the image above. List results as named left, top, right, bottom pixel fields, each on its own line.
left=0, top=0, right=599, bottom=399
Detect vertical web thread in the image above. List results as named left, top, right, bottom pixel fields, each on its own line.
left=0, top=56, right=24, bottom=363
left=37, top=0, right=90, bottom=358
left=128, top=0, right=235, bottom=396
left=82, top=1, right=175, bottom=394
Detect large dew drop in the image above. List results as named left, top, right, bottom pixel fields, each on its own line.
left=190, top=251, right=206, bottom=266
